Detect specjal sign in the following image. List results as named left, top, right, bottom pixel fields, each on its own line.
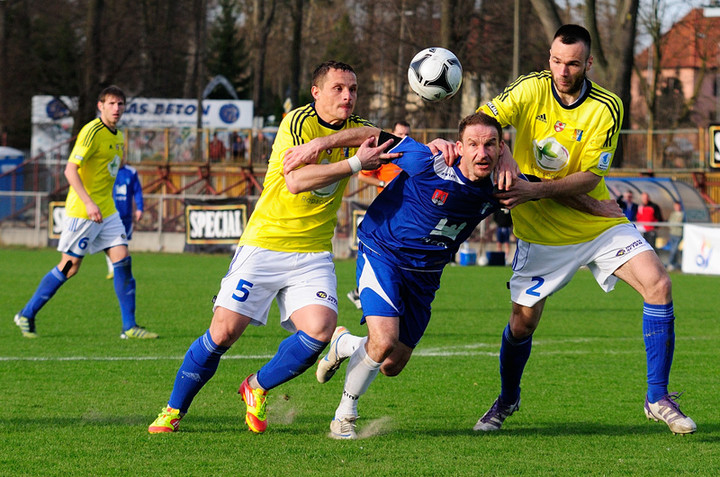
left=185, top=201, right=248, bottom=245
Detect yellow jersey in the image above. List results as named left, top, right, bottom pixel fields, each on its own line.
left=65, top=118, right=123, bottom=219
left=239, top=103, right=373, bottom=252
left=478, top=71, right=627, bottom=245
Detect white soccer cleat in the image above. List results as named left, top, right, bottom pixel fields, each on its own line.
left=316, top=326, right=350, bottom=383
left=473, top=396, right=520, bottom=432
left=330, top=415, right=358, bottom=440
left=644, top=393, right=696, bottom=435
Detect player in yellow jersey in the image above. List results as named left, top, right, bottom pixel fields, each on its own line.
left=14, top=86, right=157, bottom=340
left=472, top=24, right=695, bottom=435
left=149, top=61, right=397, bottom=435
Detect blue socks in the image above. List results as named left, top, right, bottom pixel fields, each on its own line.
left=256, top=331, right=328, bottom=390
left=168, top=330, right=229, bottom=413
left=21, top=266, right=67, bottom=319
left=112, top=257, right=136, bottom=331
left=643, top=302, right=675, bottom=403
left=499, top=324, right=532, bottom=405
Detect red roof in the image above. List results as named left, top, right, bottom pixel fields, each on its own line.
left=636, top=8, right=720, bottom=69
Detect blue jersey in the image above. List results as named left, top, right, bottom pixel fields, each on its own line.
left=113, top=165, right=143, bottom=221
left=358, top=136, right=500, bottom=270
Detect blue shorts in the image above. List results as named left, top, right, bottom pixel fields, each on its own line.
left=356, top=243, right=441, bottom=348
left=496, top=226, right=511, bottom=244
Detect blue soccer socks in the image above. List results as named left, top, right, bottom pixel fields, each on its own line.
left=20, top=266, right=67, bottom=319
left=499, top=324, right=532, bottom=405
left=168, top=330, right=229, bottom=413
left=256, top=331, right=328, bottom=390
left=643, top=302, right=675, bottom=403
left=112, top=256, right=137, bottom=331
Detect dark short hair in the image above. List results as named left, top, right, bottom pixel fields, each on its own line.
left=553, top=24, right=591, bottom=58
left=98, top=85, right=126, bottom=103
left=458, top=112, right=502, bottom=142
left=312, top=61, right=355, bottom=87
left=394, top=120, right=410, bottom=129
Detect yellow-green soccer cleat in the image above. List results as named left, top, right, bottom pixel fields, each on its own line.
left=148, top=406, right=184, bottom=433
left=120, top=325, right=159, bottom=339
left=239, top=375, right=268, bottom=433
left=14, top=313, right=38, bottom=338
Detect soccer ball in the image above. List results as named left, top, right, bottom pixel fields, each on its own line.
left=408, top=47, right=463, bottom=102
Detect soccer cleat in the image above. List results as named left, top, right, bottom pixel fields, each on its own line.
left=239, top=375, right=268, bottom=433
left=148, top=406, right=184, bottom=433
left=120, top=325, right=159, bottom=339
left=473, top=396, right=520, bottom=431
left=346, top=289, right=362, bottom=309
left=330, top=415, right=358, bottom=440
left=14, top=313, right=37, bottom=338
left=316, top=326, right=350, bottom=383
left=644, top=392, right=697, bottom=435
left=106, top=271, right=114, bottom=280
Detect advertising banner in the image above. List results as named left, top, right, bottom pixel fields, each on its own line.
left=184, top=198, right=248, bottom=253
left=681, top=224, right=720, bottom=275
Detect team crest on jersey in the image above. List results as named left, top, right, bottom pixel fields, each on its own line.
left=432, top=189, right=448, bottom=206
left=554, top=121, right=565, bottom=132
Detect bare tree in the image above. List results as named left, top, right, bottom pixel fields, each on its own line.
left=251, top=0, right=277, bottom=118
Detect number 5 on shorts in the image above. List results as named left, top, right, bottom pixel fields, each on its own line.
left=232, top=279, right=254, bottom=302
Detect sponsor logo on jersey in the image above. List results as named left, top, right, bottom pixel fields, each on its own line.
left=485, top=101, right=499, bottom=116
left=554, top=121, right=565, bottom=132
left=432, top=189, right=448, bottom=206
left=598, top=151, right=612, bottom=171
left=535, top=113, right=547, bottom=123
left=532, top=137, right=570, bottom=172
left=572, top=129, right=584, bottom=141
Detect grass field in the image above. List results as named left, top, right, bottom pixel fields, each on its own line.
left=1, top=246, right=718, bottom=476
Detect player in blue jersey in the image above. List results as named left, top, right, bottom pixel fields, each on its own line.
left=307, top=112, right=506, bottom=438
left=105, top=161, right=144, bottom=279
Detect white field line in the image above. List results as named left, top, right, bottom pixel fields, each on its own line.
left=0, top=336, right=707, bottom=362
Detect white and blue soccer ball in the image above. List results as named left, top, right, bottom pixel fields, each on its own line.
left=408, top=47, right=463, bottom=102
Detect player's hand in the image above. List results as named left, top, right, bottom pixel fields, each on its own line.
left=357, top=136, right=399, bottom=170
left=85, top=201, right=103, bottom=223
left=428, top=138, right=459, bottom=165
left=593, top=199, right=625, bottom=218
left=283, top=140, right=323, bottom=174
left=135, top=210, right=143, bottom=221
left=494, top=143, right=519, bottom=191
left=494, top=179, right=537, bottom=209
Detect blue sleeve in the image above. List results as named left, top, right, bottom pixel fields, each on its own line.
left=389, top=136, right=434, bottom=176
left=131, top=170, right=144, bottom=212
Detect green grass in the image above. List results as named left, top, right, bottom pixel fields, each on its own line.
left=0, top=247, right=717, bottom=476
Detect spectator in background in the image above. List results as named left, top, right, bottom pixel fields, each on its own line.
left=637, top=192, right=662, bottom=248
left=665, top=201, right=684, bottom=271
left=208, top=132, right=227, bottom=162
left=106, top=160, right=144, bottom=279
left=251, top=131, right=272, bottom=164
left=231, top=132, right=246, bottom=161
left=492, top=207, right=513, bottom=261
left=617, top=190, right=638, bottom=221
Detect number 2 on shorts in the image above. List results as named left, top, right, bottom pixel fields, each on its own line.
left=525, top=276, right=544, bottom=297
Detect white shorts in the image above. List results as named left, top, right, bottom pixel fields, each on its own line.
left=213, top=246, right=338, bottom=332
left=57, top=213, right=128, bottom=257
left=510, top=223, right=653, bottom=307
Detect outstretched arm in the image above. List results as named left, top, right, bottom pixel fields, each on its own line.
left=285, top=136, right=394, bottom=194
left=283, top=126, right=380, bottom=174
